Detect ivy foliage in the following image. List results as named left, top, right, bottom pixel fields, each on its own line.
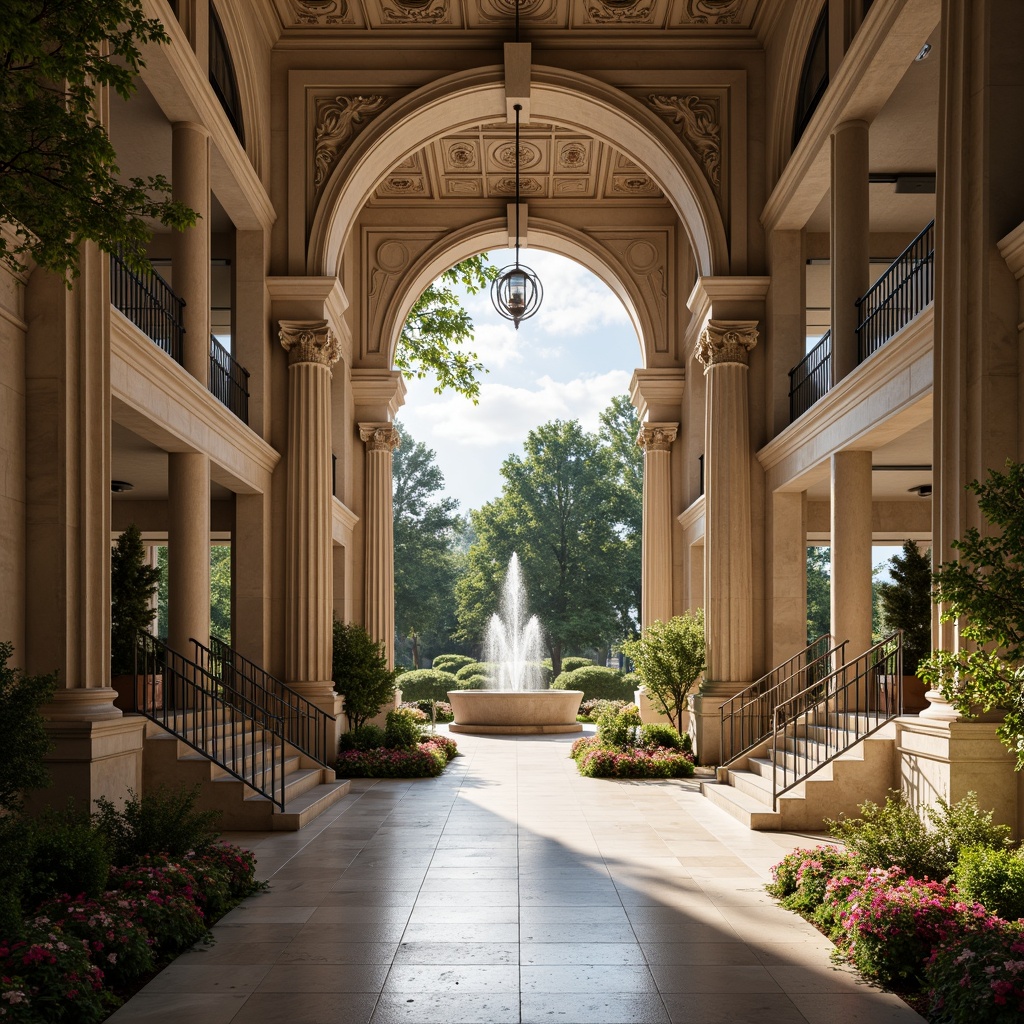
left=0, top=642, right=56, bottom=814
left=0, top=0, right=196, bottom=280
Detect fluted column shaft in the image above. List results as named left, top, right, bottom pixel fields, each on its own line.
left=831, top=450, right=874, bottom=660
left=360, top=425, right=400, bottom=668
left=830, top=120, right=870, bottom=384
left=167, top=453, right=210, bottom=657
left=281, top=320, right=341, bottom=699
left=698, top=320, right=757, bottom=684
left=638, top=424, right=678, bottom=628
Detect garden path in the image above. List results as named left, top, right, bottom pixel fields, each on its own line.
left=106, top=728, right=925, bottom=1024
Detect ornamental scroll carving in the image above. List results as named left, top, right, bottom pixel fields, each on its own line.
left=637, top=424, right=678, bottom=452
left=359, top=425, right=402, bottom=453
left=646, top=94, right=721, bottom=196
left=292, top=0, right=349, bottom=24
left=279, top=320, right=342, bottom=369
left=585, top=0, right=655, bottom=23
left=681, top=0, right=742, bottom=24
left=313, top=95, right=389, bottom=189
left=695, top=321, right=758, bottom=368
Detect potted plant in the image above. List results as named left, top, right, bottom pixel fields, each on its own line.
left=877, top=539, right=932, bottom=713
left=110, top=525, right=162, bottom=712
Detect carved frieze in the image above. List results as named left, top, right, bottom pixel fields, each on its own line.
left=380, top=0, right=449, bottom=24
left=637, top=424, right=678, bottom=452
left=679, top=0, right=742, bottom=24
left=695, top=320, right=758, bottom=368
left=585, top=0, right=655, bottom=24
left=491, top=176, right=544, bottom=196
left=279, top=320, right=342, bottom=368
left=292, top=0, right=350, bottom=24
left=646, top=94, right=721, bottom=196
left=313, top=94, right=389, bottom=190
left=359, top=424, right=402, bottom=453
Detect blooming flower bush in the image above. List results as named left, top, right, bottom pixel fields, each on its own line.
left=336, top=742, right=449, bottom=778
left=399, top=700, right=454, bottom=723
left=570, top=704, right=695, bottom=778
left=421, top=735, right=459, bottom=763
left=924, top=920, right=1024, bottom=1024
left=190, top=843, right=261, bottom=902
left=577, top=699, right=629, bottom=723
left=765, top=845, right=861, bottom=918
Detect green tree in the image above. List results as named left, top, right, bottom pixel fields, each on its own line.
left=620, top=611, right=706, bottom=736
left=807, top=546, right=831, bottom=643
left=332, top=620, right=397, bottom=732
left=877, top=540, right=932, bottom=672
left=395, top=256, right=498, bottom=402
left=0, top=642, right=56, bottom=814
left=0, top=1, right=196, bottom=280
left=598, top=395, right=643, bottom=639
left=392, top=424, right=461, bottom=667
left=919, top=461, right=1024, bottom=767
left=210, top=546, right=231, bottom=644
left=456, top=419, right=624, bottom=676
left=111, top=524, right=161, bottom=675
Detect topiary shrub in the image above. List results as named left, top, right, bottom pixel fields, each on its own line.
left=337, top=724, right=386, bottom=752
left=384, top=707, right=424, bottom=749
left=395, top=668, right=456, bottom=702
left=453, top=662, right=496, bottom=687
left=639, top=724, right=686, bottom=751
left=332, top=619, right=397, bottom=731
left=552, top=665, right=634, bottom=702
left=430, top=654, right=475, bottom=675
left=952, top=845, right=1024, bottom=922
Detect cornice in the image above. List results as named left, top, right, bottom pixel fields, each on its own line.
left=677, top=494, right=706, bottom=535
left=997, top=219, right=1024, bottom=280
left=332, top=497, right=359, bottom=543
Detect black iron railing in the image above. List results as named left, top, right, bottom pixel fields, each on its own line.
left=789, top=330, right=832, bottom=421
left=771, top=631, right=902, bottom=809
left=134, top=633, right=286, bottom=810
left=192, top=636, right=335, bottom=768
left=856, top=220, right=935, bottom=361
left=720, top=634, right=845, bottom=766
left=209, top=336, right=250, bottom=424
left=110, top=251, right=185, bottom=364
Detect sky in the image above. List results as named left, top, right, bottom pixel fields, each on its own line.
left=396, top=248, right=642, bottom=515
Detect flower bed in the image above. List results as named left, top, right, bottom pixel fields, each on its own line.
left=399, top=699, right=454, bottom=723
left=335, top=735, right=458, bottom=779
left=569, top=704, right=695, bottom=779
left=575, top=745, right=695, bottom=778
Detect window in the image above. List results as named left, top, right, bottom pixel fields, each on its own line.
left=793, top=5, right=829, bottom=148
left=209, top=5, right=244, bottom=146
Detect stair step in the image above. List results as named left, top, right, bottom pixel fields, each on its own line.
left=255, top=778, right=351, bottom=831
left=699, top=779, right=782, bottom=830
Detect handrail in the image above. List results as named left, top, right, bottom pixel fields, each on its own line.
left=771, top=631, right=903, bottom=809
left=109, top=251, right=185, bottom=365
left=192, top=637, right=336, bottom=769
left=134, top=633, right=286, bottom=810
left=720, top=634, right=845, bottom=766
left=788, top=330, right=832, bottom=421
left=209, top=335, right=250, bottom=424
left=856, top=220, right=935, bottom=361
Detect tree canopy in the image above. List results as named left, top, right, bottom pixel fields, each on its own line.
left=0, top=0, right=195, bottom=280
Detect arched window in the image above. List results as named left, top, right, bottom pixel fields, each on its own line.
left=209, top=5, right=244, bottom=146
left=793, top=5, right=829, bottom=148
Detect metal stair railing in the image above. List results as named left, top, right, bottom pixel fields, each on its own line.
left=134, top=633, right=286, bottom=810
left=771, top=631, right=903, bottom=810
left=720, top=634, right=846, bottom=766
left=191, top=636, right=336, bottom=769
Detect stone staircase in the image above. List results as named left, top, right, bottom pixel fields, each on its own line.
left=142, top=711, right=349, bottom=831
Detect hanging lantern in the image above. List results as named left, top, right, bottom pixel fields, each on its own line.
left=491, top=263, right=543, bottom=328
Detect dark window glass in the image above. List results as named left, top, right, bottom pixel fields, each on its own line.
left=793, top=5, right=829, bottom=148
left=209, top=5, right=244, bottom=146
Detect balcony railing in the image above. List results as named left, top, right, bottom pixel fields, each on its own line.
left=856, top=219, right=935, bottom=361
left=209, top=335, right=250, bottom=424
left=110, top=251, right=185, bottom=365
left=789, top=329, right=832, bottom=421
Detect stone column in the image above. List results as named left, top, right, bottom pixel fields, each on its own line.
left=359, top=424, right=401, bottom=668
left=771, top=491, right=809, bottom=667
left=637, top=424, right=678, bottom=627
left=279, top=320, right=341, bottom=705
left=830, top=450, right=873, bottom=662
left=167, top=453, right=211, bottom=658
left=688, top=320, right=757, bottom=764
left=171, top=121, right=211, bottom=384
left=830, top=120, right=870, bottom=384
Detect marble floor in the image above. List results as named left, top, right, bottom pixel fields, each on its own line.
left=107, top=728, right=925, bottom=1024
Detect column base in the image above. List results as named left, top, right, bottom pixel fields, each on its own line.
left=43, top=686, right=123, bottom=722
left=26, top=715, right=146, bottom=815
left=689, top=681, right=752, bottom=766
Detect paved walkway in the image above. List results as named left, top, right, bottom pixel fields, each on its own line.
left=108, top=730, right=925, bottom=1024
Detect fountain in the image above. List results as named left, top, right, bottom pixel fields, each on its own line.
left=448, top=554, right=583, bottom=735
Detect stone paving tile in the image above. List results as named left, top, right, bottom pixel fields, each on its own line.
left=108, top=728, right=926, bottom=1024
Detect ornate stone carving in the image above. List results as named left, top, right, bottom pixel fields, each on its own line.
left=492, top=176, right=543, bottom=196
left=446, top=142, right=478, bottom=170
left=695, top=321, right=758, bottom=368
left=637, top=424, right=678, bottom=452
left=378, top=176, right=425, bottom=196
left=611, top=174, right=660, bottom=196
left=380, top=0, right=448, bottom=23
left=279, top=320, right=342, bottom=368
left=359, top=425, right=402, bottom=453
left=585, top=0, right=655, bottom=24
left=646, top=94, right=721, bottom=194
left=293, top=0, right=349, bottom=24
left=313, top=95, right=389, bottom=189
left=681, top=0, right=742, bottom=24
left=558, top=142, right=588, bottom=170
left=494, top=141, right=542, bottom=169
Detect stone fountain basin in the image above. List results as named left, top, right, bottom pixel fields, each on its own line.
left=447, top=689, right=584, bottom=735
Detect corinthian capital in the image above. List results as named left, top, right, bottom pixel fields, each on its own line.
left=359, top=423, right=401, bottom=453
left=637, top=423, right=678, bottom=452
left=279, top=319, right=342, bottom=368
left=695, top=320, right=759, bottom=368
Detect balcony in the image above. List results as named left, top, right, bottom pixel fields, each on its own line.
left=110, top=252, right=250, bottom=425
left=787, top=219, right=935, bottom=423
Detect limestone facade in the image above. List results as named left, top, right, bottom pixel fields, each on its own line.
left=1, top=0, right=1022, bottom=823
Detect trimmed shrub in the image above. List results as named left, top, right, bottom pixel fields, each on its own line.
left=952, top=845, right=1024, bottom=922
left=400, top=700, right=454, bottom=722
left=25, top=808, right=111, bottom=909
left=578, top=698, right=628, bottom=722
left=765, top=845, right=862, bottom=918
left=576, top=747, right=695, bottom=779
left=190, top=843, right=261, bottom=903
left=395, top=669, right=456, bottom=703
left=384, top=707, right=423, bottom=749
left=559, top=657, right=594, bottom=676
left=453, top=662, right=495, bottom=684
left=338, top=724, right=386, bottom=752
left=422, top=735, right=459, bottom=762
left=332, top=619, right=397, bottom=731
left=552, top=665, right=634, bottom=702
left=639, top=724, right=686, bottom=751
left=430, top=655, right=475, bottom=675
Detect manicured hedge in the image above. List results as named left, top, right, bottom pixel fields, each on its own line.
left=395, top=669, right=457, bottom=703
left=552, top=665, right=636, bottom=702
left=430, top=655, right=475, bottom=675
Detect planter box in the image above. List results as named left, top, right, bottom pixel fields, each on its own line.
left=111, top=673, right=162, bottom=713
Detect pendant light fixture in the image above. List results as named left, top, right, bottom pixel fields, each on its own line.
left=490, top=0, right=543, bottom=329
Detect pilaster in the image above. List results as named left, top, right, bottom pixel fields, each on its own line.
left=830, top=450, right=873, bottom=662
left=638, top=424, right=678, bottom=628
